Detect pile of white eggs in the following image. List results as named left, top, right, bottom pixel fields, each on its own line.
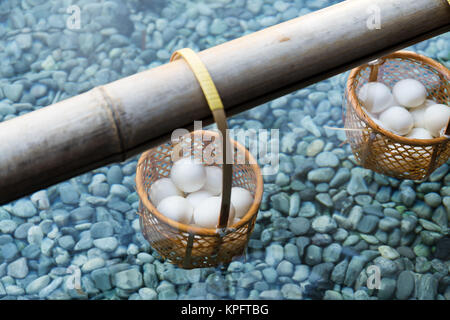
left=149, top=157, right=254, bottom=229
left=358, top=78, right=450, bottom=139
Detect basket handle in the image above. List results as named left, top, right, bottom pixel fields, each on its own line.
left=368, top=58, right=385, bottom=82
left=445, top=118, right=450, bottom=137
left=170, top=48, right=233, bottom=231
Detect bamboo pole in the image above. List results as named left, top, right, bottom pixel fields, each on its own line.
left=0, top=0, right=449, bottom=205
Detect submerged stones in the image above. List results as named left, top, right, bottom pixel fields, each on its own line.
left=12, top=199, right=37, bottom=218
left=395, top=271, right=415, bottom=300
left=114, top=269, right=143, bottom=291
left=307, top=168, right=334, bottom=183
left=323, top=243, right=342, bottom=263
left=0, top=220, right=17, bottom=234
left=281, top=283, right=303, bottom=300
left=90, top=221, right=114, bottom=239
left=315, top=152, right=339, bottom=168
left=347, top=175, right=368, bottom=196
left=265, top=244, right=284, bottom=267
left=377, top=278, right=396, bottom=299
left=7, top=257, right=28, bottom=279
left=434, top=237, right=450, bottom=260
left=107, top=165, right=123, bottom=185
left=26, top=275, right=51, bottom=295
left=400, top=187, right=416, bottom=207
left=311, top=216, right=337, bottom=234
left=289, top=217, right=310, bottom=236
left=305, top=245, right=322, bottom=266
left=331, top=260, right=348, bottom=285
left=93, top=237, right=119, bottom=252
left=1, top=243, right=19, bottom=262
left=206, top=273, right=228, bottom=297
left=271, top=193, right=290, bottom=215
left=356, top=215, right=379, bottom=234
left=3, top=84, right=23, bottom=102
left=417, top=274, right=438, bottom=300
left=58, top=183, right=80, bottom=205
left=344, top=256, right=367, bottom=287
left=298, top=202, right=316, bottom=218
left=301, top=116, right=321, bottom=138
left=91, top=268, right=112, bottom=291
left=70, top=206, right=95, bottom=223
left=329, top=168, right=350, bottom=188
left=378, top=246, right=400, bottom=260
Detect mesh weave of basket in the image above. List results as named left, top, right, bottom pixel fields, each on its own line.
left=344, top=51, right=450, bottom=180
left=136, top=130, right=263, bottom=269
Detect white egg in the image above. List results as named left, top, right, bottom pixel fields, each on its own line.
left=379, top=106, right=414, bottom=136
left=193, top=196, right=235, bottom=228
left=203, top=166, right=223, bottom=196
left=186, top=189, right=214, bottom=208
left=392, top=78, right=427, bottom=108
left=410, top=99, right=435, bottom=128
left=424, top=104, right=450, bottom=137
left=170, top=157, right=206, bottom=193
left=405, top=127, right=434, bottom=140
left=157, top=195, right=193, bottom=224
left=362, top=107, right=386, bottom=130
left=149, top=178, right=183, bottom=207
left=358, top=82, right=395, bottom=114
left=230, top=187, right=254, bottom=219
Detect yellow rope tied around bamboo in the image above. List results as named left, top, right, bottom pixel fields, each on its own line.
left=170, top=48, right=232, bottom=230
left=171, top=48, right=224, bottom=111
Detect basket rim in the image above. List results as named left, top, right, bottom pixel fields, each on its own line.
left=347, top=50, right=450, bottom=146
left=135, top=130, right=263, bottom=237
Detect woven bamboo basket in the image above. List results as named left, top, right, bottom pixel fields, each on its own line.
left=135, top=49, right=263, bottom=269
left=344, top=51, right=450, bottom=180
